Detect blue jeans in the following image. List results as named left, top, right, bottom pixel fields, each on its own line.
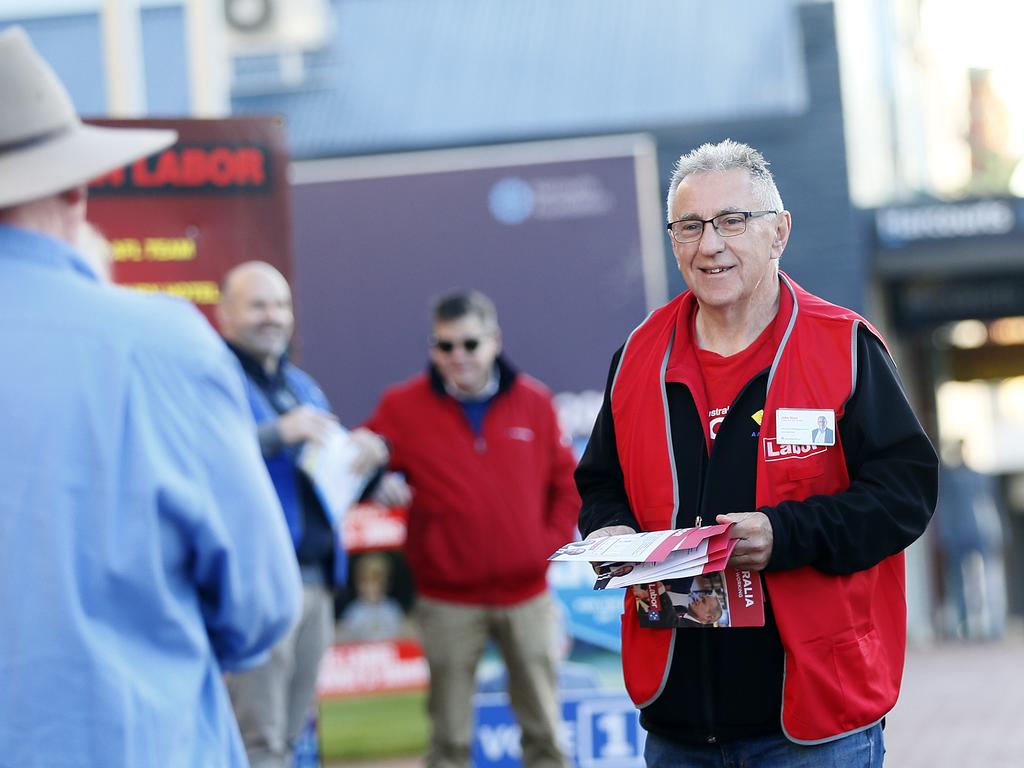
left=643, top=724, right=884, bottom=768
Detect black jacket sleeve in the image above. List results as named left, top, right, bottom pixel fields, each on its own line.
left=761, top=328, right=939, bottom=575
left=575, top=347, right=641, bottom=538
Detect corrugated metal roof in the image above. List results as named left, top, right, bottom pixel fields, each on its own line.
left=231, top=0, right=808, bottom=158
left=6, top=0, right=809, bottom=158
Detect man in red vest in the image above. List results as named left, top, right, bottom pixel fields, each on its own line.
left=576, top=139, right=938, bottom=767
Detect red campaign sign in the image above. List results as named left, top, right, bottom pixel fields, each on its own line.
left=342, top=503, right=408, bottom=553
left=316, top=638, right=428, bottom=699
left=84, top=117, right=293, bottom=327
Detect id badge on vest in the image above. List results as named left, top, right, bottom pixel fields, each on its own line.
left=775, top=408, right=836, bottom=446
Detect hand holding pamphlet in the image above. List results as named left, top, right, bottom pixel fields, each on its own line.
left=297, top=424, right=373, bottom=529
left=549, top=525, right=765, bottom=628
left=549, top=524, right=735, bottom=586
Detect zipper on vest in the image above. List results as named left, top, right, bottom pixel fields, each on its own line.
left=692, top=434, right=717, bottom=741
left=698, top=631, right=717, bottom=742
left=693, top=450, right=709, bottom=528
left=693, top=367, right=767, bottom=528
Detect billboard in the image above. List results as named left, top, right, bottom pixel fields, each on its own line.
left=289, top=134, right=667, bottom=432
left=85, top=116, right=293, bottom=323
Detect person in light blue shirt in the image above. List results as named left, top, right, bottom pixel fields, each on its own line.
left=0, top=26, right=302, bottom=768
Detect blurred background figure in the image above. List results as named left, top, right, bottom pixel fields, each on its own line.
left=476, top=595, right=601, bottom=694
left=337, top=553, right=409, bottom=642
left=217, top=260, right=391, bottom=768
left=365, top=290, right=578, bottom=768
left=0, top=26, right=302, bottom=768
left=935, top=440, right=1009, bottom=640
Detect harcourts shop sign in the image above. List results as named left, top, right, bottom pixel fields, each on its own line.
left=875, top=200, right=1017, bottom=247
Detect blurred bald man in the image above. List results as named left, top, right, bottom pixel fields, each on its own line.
left=218, top=261, right=389, bottom=768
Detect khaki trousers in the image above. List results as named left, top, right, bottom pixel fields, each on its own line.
left=227, top=583, right=333, bottom=768
left=414, top=591, right=568, bottom=768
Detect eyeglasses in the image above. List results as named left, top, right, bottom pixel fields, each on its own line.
left=431, top=336, right=483, bottom=354
left=666, top=210, right=778, bottom=244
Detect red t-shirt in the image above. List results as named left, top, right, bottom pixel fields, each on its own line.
left=694, top=318, right=776, bottom=452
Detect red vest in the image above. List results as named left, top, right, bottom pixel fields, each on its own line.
left=611, top=272, right=905, bottom=743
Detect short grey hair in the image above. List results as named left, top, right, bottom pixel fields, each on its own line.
left=665, top=139, right=784, bottom=221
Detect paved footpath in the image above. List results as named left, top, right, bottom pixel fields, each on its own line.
left=328, top=630, right=1024, bottom=767
left=883, top=631, right=1024, bottom=768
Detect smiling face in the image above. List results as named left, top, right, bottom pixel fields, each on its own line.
left=217, top=262, right=294, bottom=373
left=669, top=167, right=791, bottom=316
left=430, top=313, right=501, bottom=396
left=688, top=594, right=723, bottom=624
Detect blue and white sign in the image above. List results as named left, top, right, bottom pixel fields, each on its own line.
left=488, top=176, right=536, bottom=224
left=473, top=689, right=645, bottom=767
left=549, top=560, right=625, bottom=651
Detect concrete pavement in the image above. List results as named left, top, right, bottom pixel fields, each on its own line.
left=883, top=630, right=1024, bottom=767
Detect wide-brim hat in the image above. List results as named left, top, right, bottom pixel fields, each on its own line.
left=0, top=26, right=177, bottom=209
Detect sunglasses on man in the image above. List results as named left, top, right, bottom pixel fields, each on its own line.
left=431, top=336, right=483, bottom=354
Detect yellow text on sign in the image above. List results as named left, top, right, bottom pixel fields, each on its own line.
left=112, top=238, right=197, bottom=262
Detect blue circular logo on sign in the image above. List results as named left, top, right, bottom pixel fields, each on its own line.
left=488, top=177, right=534, bottom=225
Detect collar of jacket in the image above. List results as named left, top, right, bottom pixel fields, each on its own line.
left=225, top=340, right=290, bottom=390
left=427, top=354, right=519, bottom=400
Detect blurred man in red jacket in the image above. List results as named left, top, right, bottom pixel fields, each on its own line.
left=366, top=290, right=578, bottom=768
